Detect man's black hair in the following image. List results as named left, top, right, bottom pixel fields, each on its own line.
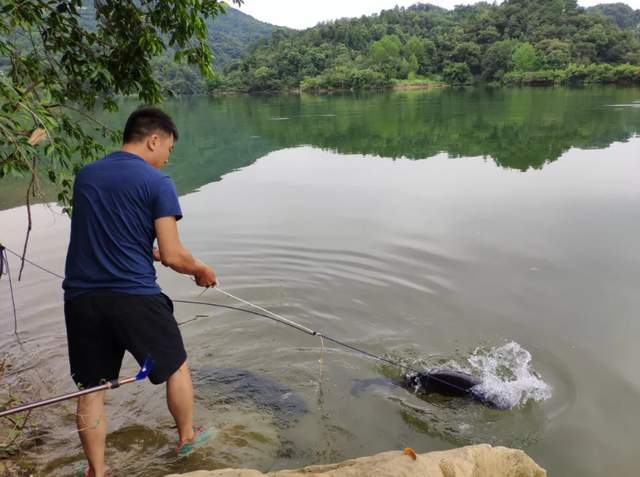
left=123, top=107, right=179, bottom=144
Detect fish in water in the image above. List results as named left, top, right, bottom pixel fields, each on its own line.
left=406, top=368, right=482, bottom=396
left=352, top=368, right=504, bottom=409
left=193, top=367, right=307, bottom=424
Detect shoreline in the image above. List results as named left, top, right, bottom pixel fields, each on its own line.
left=165, top=444, right=547, bottom=477
left=207, top=80, right=639, bottom=97
left=392, top=81, right=446, bottom=91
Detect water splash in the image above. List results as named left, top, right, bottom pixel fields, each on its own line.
left=378, top=342, right=550, bottom=410
left=464, top=341, right=552, bottom=409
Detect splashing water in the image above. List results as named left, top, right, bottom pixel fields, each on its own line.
left=380, top=341, right=551, bottom=409
left=383, top=342, right=552, bottom=446
left=464, top=341, right=552, bottom=409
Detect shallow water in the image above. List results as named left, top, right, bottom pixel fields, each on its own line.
left=1, top=87, right=640, bottom=476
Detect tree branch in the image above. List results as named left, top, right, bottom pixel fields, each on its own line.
left=18, top=158, right=36, bottom=281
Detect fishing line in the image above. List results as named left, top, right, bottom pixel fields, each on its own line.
left=0, top=246, right=19, bottom=335
left=179, top=290, right=475, bottom=395
left=0, top=244, right=473, bottom=396
left=319, top=335, right=325, bottom=368
left=0, top=245, right=64, bottom=280
left=213, top=287, right=421, bottom=372
left=216, top=286, right=425, bottom=372
left=217, top=287, right=317, bottom=336
left=173, top=296, right=463, bottom=391
left=175, top=297, right=420, bottom=374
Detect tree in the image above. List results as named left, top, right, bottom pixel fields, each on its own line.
left=450, top=42, right=482, bottom=75
left=408, top=54, right=419, bottom=79
left=369, top=35, right=402, bottom=78
left=482, top=40, right=516, bottom=81
left=0, top=0, right=241, bottom=268
left=397, top=58, right=410, bottom=80
left=405, top=36, right=425, bottom=65
left=476, top=25, right=500, bottom=45
left=443, top=62, right=473, bottom=84
left=0, top=0, right=241, bottom=214
left=587, top=3, right=639, bottom=30
left=512, top=43, right=540, bottom=72
left=221, top=0, right=640, bottom=90
left=421, top=39, right=437, bottom=74
left=251, top=66, right=278, bottom=91
left=537, top=39, right=571, bottom=69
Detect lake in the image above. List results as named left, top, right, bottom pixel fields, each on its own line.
left=1, top=86, right=639, bottom=476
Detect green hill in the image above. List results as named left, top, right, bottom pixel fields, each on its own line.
left=208, top=6, right=284, bottom=68
left=218, top=0, right=640, bottom=92
left=150, top=4, right=286, bottom=94
left=72, top=2, right=284, bottom=94
left=588, top=3, right=640, bottom=30
left=76, top=3, right=282, bottom=68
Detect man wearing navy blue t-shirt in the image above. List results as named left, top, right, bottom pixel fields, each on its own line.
left=63, top=107, right=216, bottom=477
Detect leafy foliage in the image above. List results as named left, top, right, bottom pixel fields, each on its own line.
left=587, top=3, right=640, bottom=30
left=0, top=0, right=240, bottom=214
left=37, top=3, right=282, bottom=96
left=301, top=66, right=390, bottom=91
left=443, top=62, right=473, bottom=84
left=503, top=63, right=640, bottom=85
left=512, top=43, right=540, bottom=72
left=216, top=0, right=640, bottom=92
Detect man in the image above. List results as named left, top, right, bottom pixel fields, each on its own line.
left=63, top=107, right=216, bottom=477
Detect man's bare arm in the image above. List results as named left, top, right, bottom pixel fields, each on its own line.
left=154, top=216, right=216, bottom=287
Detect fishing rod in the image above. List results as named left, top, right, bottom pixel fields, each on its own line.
left=175, top=288, right=481, bottom=398
left=0, top=244, right=478, bottom=399
left=0, top=357, right=152, bottom=418
left=177, top=290, right=421, bottom=375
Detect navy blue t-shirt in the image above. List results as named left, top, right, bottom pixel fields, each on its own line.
left=63, top=151, right=182, bottom=300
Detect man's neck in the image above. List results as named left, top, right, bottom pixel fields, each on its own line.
left=122, top=144, right=152, bottom=165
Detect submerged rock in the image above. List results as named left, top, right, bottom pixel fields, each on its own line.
left=165, top=444, right=546, bottom=477
left=193, top=367, right=307, bottom=425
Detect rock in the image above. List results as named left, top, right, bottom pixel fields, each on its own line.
left=165, top=444, right=546, bottom=477
left=193, top=367, right=307, bottom=425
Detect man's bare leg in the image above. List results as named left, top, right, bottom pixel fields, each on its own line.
left=77, top=391, right=108, bottom=477
left=167, top=361, right=195, bottom=445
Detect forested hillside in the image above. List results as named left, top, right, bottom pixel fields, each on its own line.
left=207, top=6, right=282, bottom=68
left=587, top=2, right=640, bottom=29
left=218, top=0, right=640, bottom=91
left=150, top=4, right=283, bottom=94
left=0, top=2, right=282, bottom=95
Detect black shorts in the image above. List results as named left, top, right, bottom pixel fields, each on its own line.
left=64, top=291, right=187, bottom=388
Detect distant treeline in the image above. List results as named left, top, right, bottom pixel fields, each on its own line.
left=4, top=1, right=637, bottom=94
left=213, top=0, right=640, bottom=91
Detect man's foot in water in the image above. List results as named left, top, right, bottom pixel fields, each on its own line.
left=176, top=426, right=216, bottom=458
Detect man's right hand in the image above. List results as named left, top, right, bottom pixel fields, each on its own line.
left=194, top=263, right=217, bottom=288
left=155, top=216, right=218, bottom=287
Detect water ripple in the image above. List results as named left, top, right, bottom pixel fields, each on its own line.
left=207, top=235, right=457, bottom=297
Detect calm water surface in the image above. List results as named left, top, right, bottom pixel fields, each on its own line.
left=1, top=87, right=639, bottom=476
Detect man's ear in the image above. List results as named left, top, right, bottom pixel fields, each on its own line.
left=147, top=134, right=159, bottom=151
